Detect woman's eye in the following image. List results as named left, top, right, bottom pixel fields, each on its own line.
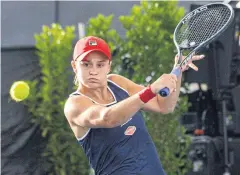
left=83, top=63, right=89, bottom=67
left=97, top=64, right=104, bottom=67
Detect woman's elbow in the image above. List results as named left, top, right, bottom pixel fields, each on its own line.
left=159, top=106, right=175, bottom=114
left=100, top=108, right=119, bottom=128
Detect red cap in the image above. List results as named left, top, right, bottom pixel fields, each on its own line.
left=73, top=36, right=111, bottom=61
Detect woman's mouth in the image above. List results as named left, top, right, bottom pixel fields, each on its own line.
left=88, top=78, right=98, bottom=82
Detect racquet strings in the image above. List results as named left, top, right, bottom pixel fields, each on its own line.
left=175, top=4, right=232, bottom=48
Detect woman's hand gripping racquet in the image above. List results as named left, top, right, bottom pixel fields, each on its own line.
left=159, top=2, right=235, bottom=97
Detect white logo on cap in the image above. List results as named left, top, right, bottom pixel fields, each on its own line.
left=89, top=40, right=97, bottom=46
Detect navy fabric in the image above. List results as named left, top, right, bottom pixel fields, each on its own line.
left=74, top=80, right=166, bottom=175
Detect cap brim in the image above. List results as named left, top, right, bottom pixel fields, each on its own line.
left=74, top=49, right=109, bottom=61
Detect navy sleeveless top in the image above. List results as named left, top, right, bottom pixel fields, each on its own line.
left=71, top=80, right=166, bottom=175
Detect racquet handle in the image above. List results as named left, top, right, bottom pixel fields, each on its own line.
left=159, top=67, right=181, bottom=97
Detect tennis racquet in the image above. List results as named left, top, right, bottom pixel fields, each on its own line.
left=159, top=2, right=235, bottom=97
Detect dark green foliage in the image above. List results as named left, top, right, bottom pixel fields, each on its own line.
left=87, top=1, right=191, bottom=174
left=25, top=24, right=89, bottom=175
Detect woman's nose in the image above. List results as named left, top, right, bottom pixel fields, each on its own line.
left=89, top=66, right=98, bottom=75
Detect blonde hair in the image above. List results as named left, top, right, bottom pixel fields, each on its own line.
left=74, top=75, right=79, bottom=86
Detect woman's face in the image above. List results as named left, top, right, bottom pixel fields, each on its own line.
left=72, top=51, right=111, bottom=88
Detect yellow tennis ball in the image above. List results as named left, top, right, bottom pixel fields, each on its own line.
left=10, top=81, right=30, bottom=102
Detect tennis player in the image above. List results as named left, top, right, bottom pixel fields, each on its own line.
left=64, top=36, right=204, bottom=175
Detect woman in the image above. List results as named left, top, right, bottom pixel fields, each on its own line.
left=64, top=36, right=204, bottom=175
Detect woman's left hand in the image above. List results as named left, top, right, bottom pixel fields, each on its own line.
left=174, top=54, right=205, bottom=72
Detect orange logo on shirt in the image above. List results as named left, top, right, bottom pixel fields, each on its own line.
left=124, top=126, right=136, bottom=136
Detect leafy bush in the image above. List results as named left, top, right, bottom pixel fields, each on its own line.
left=87, top=1, right=191, bottom=174
left=25, top=24, right=89, bottom=175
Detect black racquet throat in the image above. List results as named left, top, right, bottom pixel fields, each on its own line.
left=159, top=2, right=235, bottom=97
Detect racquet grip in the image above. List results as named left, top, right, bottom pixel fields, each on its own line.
left=159, top=67, right=181, bottom=97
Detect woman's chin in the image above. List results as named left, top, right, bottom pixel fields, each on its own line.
left=85, top=82, right=102, bottom=89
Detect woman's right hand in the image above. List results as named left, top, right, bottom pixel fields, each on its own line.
left=150, top=74, right=178, bottom=95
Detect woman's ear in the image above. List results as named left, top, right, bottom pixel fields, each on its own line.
left=71, top=60, right=77, bottom=73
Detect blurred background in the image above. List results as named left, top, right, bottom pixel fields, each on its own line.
left=1, top=1, right=240, bottom=175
